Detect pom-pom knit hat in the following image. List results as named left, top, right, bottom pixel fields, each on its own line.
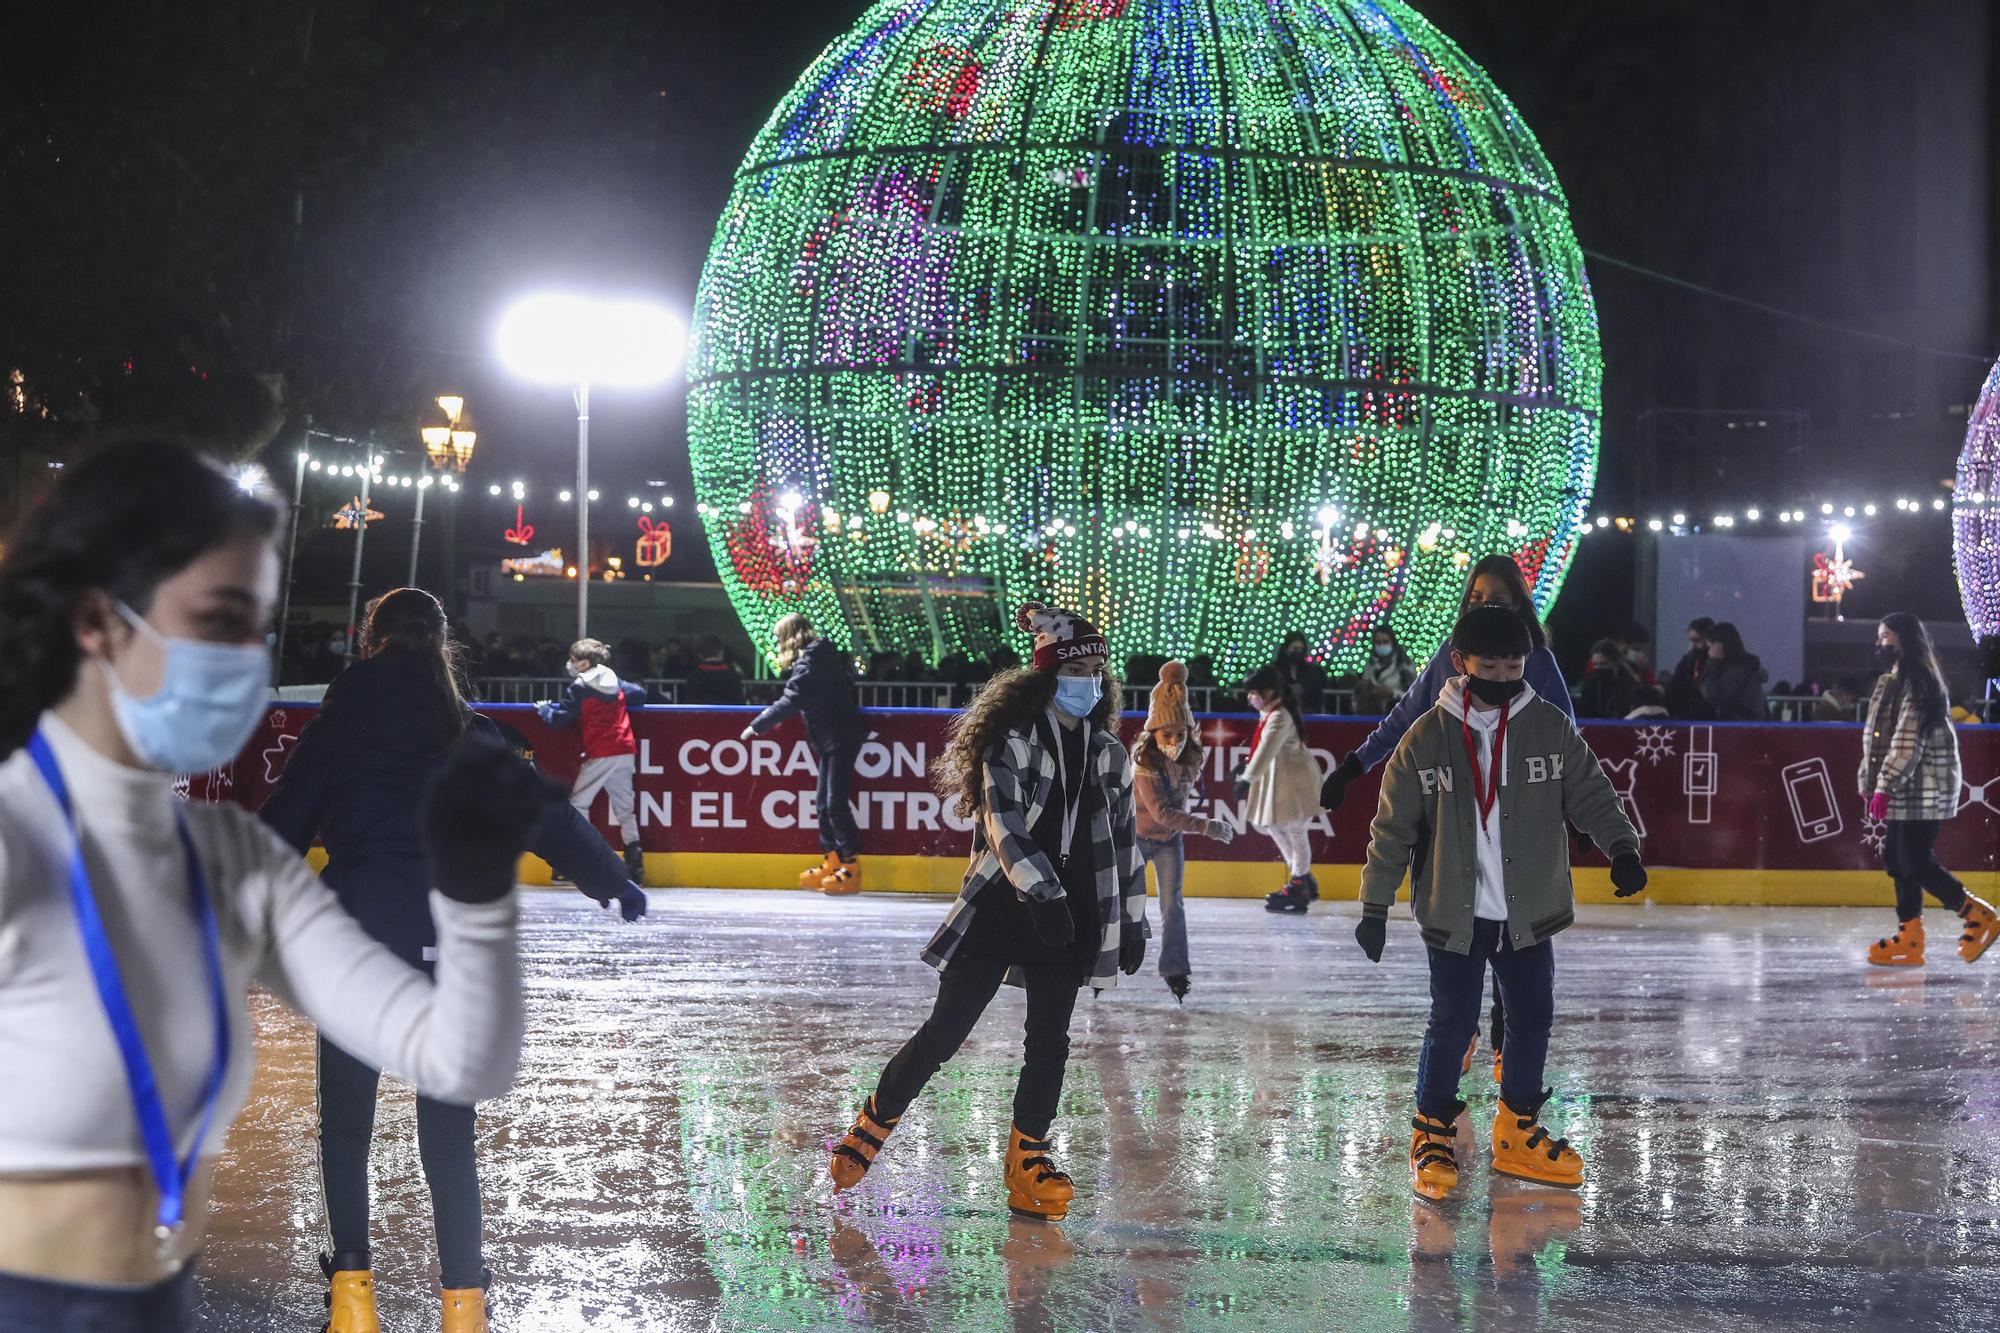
left=1144, top=660, right=1195, bottom=731
left=1017, top=601, right=1109, bottom=673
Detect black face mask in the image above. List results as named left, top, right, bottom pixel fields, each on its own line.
left=1875, top=645, right=1899, bottom=671
left=1466, top=676, right=1526, bottom=706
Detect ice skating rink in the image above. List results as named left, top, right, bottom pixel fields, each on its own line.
left=198, top=888, right=2000, bottom=1332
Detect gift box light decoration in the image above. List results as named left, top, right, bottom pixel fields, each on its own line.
left=1956, top=356, right=2000, bottom=640
left=689, top=0, right=1600, bottom=676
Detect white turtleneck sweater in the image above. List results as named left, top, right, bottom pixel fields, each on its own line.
left=0, top=714, right=522, bottom=1173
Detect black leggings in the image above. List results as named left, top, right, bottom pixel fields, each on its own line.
left=318, top=1035, right=486, bottom=1290
left=871, top=955, right=1081, bottom=1139
left=1883, top=819, right=1968, bottom=921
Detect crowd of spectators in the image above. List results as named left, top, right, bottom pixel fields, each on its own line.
left=286, top=612, right=1923, bottom=724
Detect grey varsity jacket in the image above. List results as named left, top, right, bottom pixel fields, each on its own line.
left=1359, top=679, right=1639, bottom=955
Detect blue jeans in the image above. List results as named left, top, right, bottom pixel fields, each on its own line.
left=1416, top=919, right=1554, bottom=1118
left=1139, top=837, right=1189, bottom=976
left=0, top=1264, right=195, bottom=1331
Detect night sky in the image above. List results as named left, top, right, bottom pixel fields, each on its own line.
left=3, top=0, right=1995, bottom=629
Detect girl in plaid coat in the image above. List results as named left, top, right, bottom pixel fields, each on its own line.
left=827, top=603, right=1148, bottom=1221
left=1860, top=613, right=1996, bottom=966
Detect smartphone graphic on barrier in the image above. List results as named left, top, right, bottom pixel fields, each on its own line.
left=1781, top=758, right=1844, bottom=843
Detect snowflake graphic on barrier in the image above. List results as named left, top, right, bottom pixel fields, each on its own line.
left=1635, top=726, right=1677, bottom=766
left=1860, top=817, right=1886, bottom=853
left=1960, top=772, right=1999, bottom=818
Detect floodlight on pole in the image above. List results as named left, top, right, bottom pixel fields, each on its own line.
left=495, top=294, right=687, bottom=638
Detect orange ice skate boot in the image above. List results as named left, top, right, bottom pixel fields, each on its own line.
left=1957, top=895, right=1998, bottom=964
left=440, top=1284, right=488, bottom=1333
left=1866, top=917, right=1925, bottom=967
left=829, top=1097, right=899, bottom=1191
left=321, top=1253, right=379, bottom=1333
left=1004, top=1125, right=1076, bottom=1221
left=1409, top=1102, right=1463, bottom=1201
left=799, top=851, right=840, bottom=890
left=1460, top=1034, right=1476, bottom=1077
left=1491, top=1093, right=1584, bottom=1188
left=821, top=856, right=863, bottom=895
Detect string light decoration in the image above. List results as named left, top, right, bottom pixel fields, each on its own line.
left=689, top=0, right=1600, bottom=676
left=1956, top=356, right=2000, bottom=640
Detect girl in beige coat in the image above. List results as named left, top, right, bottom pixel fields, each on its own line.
left=1236, top=665, right=1325, bottom=913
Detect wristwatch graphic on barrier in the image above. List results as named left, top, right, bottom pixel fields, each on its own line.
left=1684, top=724, right=1717, bottom=826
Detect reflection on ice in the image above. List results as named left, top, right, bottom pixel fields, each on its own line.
left=197, top=890, right=2000, bottom=1331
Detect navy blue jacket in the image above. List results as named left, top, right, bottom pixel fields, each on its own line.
left=748, top=638, right=867, bottom=752
left=258, top=653, right=630, bottom=967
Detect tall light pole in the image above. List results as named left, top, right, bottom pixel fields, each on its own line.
left=496, top=294, right=685, bottom=640
left=343, top=439, right=382, bottom=661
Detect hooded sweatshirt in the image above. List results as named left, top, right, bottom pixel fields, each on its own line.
left=545, top=663, right=643, bottom=759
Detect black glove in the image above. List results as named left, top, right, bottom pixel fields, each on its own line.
left=1610, top=852, right=1648, bottom=898
left=1119, top=919, right=1146, bottom=975
left=1319, top=753, right=1363, bottom=811
left=1233, top=779, right=1250, bottom=800
left=1354, top=915, right=1386, bottom=962
left=1028, top=893, right=1075, bottom=949
left=614, top=883, right=649, bottom=922
left=424, top=733, right=563, bottom=904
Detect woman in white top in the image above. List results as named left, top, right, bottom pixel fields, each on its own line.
left=0, top=440, right=536, bottom=1331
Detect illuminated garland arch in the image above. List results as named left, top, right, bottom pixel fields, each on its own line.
left=689, top=0, right=1601, bottom=678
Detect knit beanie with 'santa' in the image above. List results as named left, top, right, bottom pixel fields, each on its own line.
left=1017, top=601, right=1109, bottom=673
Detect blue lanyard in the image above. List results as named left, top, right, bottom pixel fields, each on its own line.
left=26, top=730, right=231, bottom=1250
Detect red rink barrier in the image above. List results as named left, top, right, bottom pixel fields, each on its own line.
left=204, top=706, right=1999, bottom=900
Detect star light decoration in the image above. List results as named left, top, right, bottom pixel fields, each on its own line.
left=689, top=0, right=1600, bottom=676
left=1955, top=355, right=2000, bottom=640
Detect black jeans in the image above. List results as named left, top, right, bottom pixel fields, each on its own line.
left=1417, top=920, right=1555, bottom=1118
left=1883, top=819, right=1968, bottom=920
left=871, top=955, right=1082, bottom=1139
left=817, top=743, right=861, bottom=859
left=0, top=1264, right=195, bottom=1332
left=318, top=1036, right=486, bottom=1290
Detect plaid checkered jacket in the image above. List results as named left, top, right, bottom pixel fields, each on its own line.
left=921, top=715, right=1149, bottom=990
left=1859, top=672, right=1962, bottom=822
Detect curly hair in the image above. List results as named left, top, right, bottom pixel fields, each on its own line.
left=935, top=667, right=1124, bottom=815
left=0, top=438, right=280, bottom=760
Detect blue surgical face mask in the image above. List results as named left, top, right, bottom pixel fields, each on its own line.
left=1052, top=674, right=1102, bottom=719
left=106, top=602, right=271, bottom=774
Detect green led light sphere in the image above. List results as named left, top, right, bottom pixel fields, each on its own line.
left=689, top=0, right=1600, bottom=679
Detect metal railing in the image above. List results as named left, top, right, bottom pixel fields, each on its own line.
left=467, top=676, right=1360, bottom=714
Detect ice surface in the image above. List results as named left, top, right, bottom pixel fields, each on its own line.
left=198, top=890, right=2000, bottom=1331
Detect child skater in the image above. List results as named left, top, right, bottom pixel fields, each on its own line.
left=1132, top=661, right=1234, bottom=1002
left=536, top=638, right=647, bottom=883
left=1237, top=665, right=1325, bottom=913
left=826, top=602, right=1147, bottom=1221
left=743, top=613, right=868, bottom=892
left=1320, top=554, right=1575, bottom=1078
left=1860, top=612, right=1997, bottom=966
left=1353, top=605, right=1648, bottom=1201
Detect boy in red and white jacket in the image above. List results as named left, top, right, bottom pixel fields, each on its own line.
left=537, top=638, right=647, bottom=881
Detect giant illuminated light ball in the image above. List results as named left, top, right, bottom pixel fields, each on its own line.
left=689, top=0, right=1601, bottom=678
left=1958, top=356, right=2000, bottom=640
